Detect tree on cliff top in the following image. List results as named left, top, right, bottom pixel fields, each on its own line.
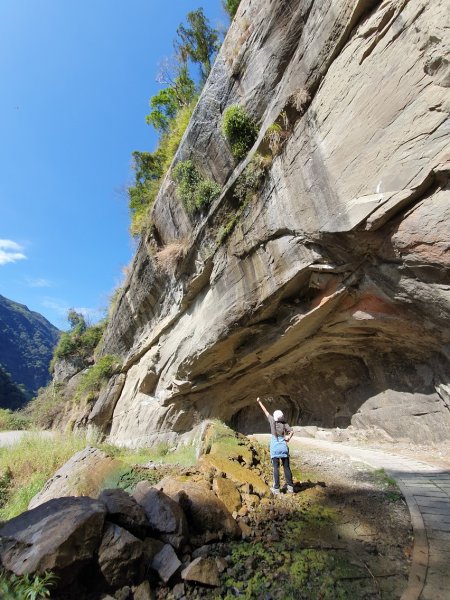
left=146, top=62, right=196, bottom=134
left=128, top=7, right=221, bottom=236
left=176, top=8, right=220, bottom=84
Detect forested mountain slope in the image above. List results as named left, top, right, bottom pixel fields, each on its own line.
left=0, top=294, right=60, bottom=405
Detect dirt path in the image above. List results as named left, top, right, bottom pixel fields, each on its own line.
left=286, top=435, right=450, bottom=600
left=236, top=434, right=414, bottom=599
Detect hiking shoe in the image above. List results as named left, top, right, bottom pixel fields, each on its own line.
left=286, top=485, right=294, bottom=494
left=270, top=487, right=281, bottom=495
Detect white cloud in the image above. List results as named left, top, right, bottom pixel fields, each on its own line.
left=0, top=239, right=27, bottom=265
left=26, top=277, right=53, bottom=288
left=41, top=297, right=68, bottom=315
left=41, top=297, right=104, bottom=324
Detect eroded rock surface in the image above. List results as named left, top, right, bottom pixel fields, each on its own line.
left=28, top=447, right=120, bottom=509
left=94, top=0, right=450, bottom=445
left=0, top=496, right=106, bottom=578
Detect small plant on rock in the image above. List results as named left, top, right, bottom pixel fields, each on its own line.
left=75, top=355, right=121, bottom=401
left=263, top=123, right=285, bottom=156
left=217, top=154, right=268, bottom=244
left=195, top=179, right=222, bottom=209
left=222, top=105, right=258, bottom=160
left=155, top=240, right=189, bottom=275
left=289, top=88, right=311, bottom=113
left=233, top=153, right=267, bottom=203
left=173, top=160, right=221, bottom=213
left=0, top=570, right=57, bottom=600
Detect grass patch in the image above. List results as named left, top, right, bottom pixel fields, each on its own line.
left=155, top=240, right=189, bottom=275
left=372, top=468, right=397, bottom=488
left=0, top=432, right=88, bottom=520
left=24, top=382, right=66, bottom=430
left=0, top=432, right=198, bottom=521
left=216, top=153, right=268, bottom=244
left=221, top=542, right=361, bottom=600
left=372, top=468, right=402, bottom=502
left=0, top=409, right=30, bottom=431
left=219, top=503, right=375, bottom=600
left=100, top=442, right=197, bottom=493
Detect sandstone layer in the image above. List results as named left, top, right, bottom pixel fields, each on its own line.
left=93, top=0, right=450, bottom=445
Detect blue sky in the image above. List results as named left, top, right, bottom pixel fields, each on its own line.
left=0, top=0, right=226, bottom=329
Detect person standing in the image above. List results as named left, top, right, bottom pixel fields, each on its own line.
left=256, top=397, right=294, bottom=494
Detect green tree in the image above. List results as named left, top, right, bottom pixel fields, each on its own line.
left=132, top=150, right=165, bottom=186
left=176, top=8, right=220, bottom=83
left=224, top=0, right=241, bottom=18
left=67, top=310, right=87, bottom=333
left=146, top=64, right=196, bottom=134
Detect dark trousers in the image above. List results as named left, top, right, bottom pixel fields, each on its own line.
left=272, top=457, right=293, bottom=489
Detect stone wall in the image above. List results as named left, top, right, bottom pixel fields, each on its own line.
left=94, top=0, right=450, bottom=446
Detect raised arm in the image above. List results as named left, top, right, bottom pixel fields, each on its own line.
left=284, top=430, right=294, bottom=442
left=256, top=397, right=270, bottom=418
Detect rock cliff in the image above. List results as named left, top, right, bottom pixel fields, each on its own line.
left=93, top=0, right=450, bottom=446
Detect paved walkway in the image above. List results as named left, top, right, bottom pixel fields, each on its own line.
left=0, top=430, right=54, bottom=447
left=289, top=436, right=450, bottom=600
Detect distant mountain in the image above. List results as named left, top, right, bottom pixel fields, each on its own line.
left=0, top=294, right=60, bottom=407
left=0, top=363, right=28, bottom=409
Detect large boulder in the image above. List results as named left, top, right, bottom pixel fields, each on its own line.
left=97, top=523, right=144, bottom=589
left=212, top=476, right=242, bottom=513
left=151, top=543, right=181, bottom=584
left=133, top=482, right=188, bottom=549
left=351, top=391, right=450, bottom=444
left=181, top=557, right=220, bottom=587
left=28, top=447, right=120, bottom=509
left=199, top=455, right=270, bottom=497
left=0, top=496, right=106, bottom=580
left=98, top=488, right=149, bottom=539
left=155, top=477, right=240, bottom=544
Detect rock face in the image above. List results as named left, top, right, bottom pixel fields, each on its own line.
left=28, top=447, right=120, bottom=509
left=155, top=477, right=241, bottom=543
left=94, top=0, right=450, bottom=445
left=133, top=484, right=188, bottom=549
left=98, top=523, right=144, bottom=588
left=0, top=496, right=106, bottom=579
left=98, top=488, right=149, bottom=539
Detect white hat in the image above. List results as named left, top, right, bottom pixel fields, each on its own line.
left=273, top=410, right=284, bottom=422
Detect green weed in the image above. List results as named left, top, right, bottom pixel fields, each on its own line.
left=0, top=570, right=57, bottom=600
left=173, top=160, right=221, bottom=213
left=75, top=355, right=121, bottom=400
left=222, top=105, right=258, bottom=160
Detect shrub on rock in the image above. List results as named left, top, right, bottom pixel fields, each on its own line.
left=221, top=105, right=258, bottom=159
